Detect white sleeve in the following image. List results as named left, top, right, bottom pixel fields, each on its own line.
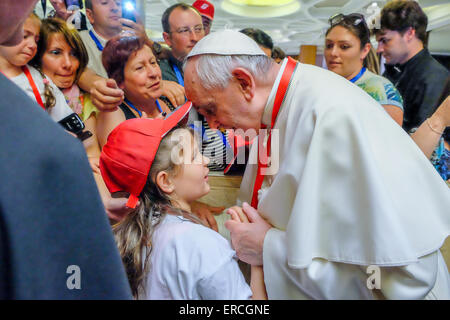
left=197, top=256, right=252, bottom=300
left=192, top=226, right=251, bottom=300
left=263, top=228, right=447, bottom=299
left=159, top=222, right=251, bottom=300
left=379, top=251, right=449, bottom=300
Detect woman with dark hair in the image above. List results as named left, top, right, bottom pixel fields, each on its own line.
left=32, top=18, right=102, bottom=174
left=324, top=13, right=404, bottom=125
left=97, top=32, right=175, bottom=148
left=31, top=18, right=133, bottom=216
left=271, top=46, right=285, bottom=64
left=325, top=14, right=450, bottom=182
left=240, top=28, right=273, bottom=57
left=32, top=18, right=90, bottom=118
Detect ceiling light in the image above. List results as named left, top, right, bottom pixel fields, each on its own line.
left=229, top=0, right=295, bottom=5
left=222, top=0, right=300, bottom=18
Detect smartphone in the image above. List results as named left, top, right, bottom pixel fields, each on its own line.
left=122, top=0, right=137, bottom=22
left=59, top=112, right=85, bottom=134
left=64, top=0, right=83, bottom=10
left=58, top=113, right=93, bottom=141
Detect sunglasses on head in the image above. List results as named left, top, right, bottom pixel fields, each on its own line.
left=328, top=13, right=365, bottom=27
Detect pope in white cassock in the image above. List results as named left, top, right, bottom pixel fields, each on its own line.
left=183, top=30, right=450, bottom=300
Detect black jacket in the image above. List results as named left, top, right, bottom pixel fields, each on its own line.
left=0, top=74, right=132, bottom=299
left=383, top=49, right=449, bottom=132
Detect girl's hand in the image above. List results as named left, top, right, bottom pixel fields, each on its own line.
left=227, top=206, right=249, bottom=223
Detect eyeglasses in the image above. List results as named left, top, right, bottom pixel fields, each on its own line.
left=170, top=25, right=204, bottom=36
left=329, top=13, right=365, bottom=27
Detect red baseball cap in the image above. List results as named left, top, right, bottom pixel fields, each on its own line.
left=100, top=102, right=192, bottom=209
left=193, top=0, right=215, bottom=20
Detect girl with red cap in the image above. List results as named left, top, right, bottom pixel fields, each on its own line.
left=100, top=102, right=266, bottom=300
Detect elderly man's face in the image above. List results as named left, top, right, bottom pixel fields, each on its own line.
left=0, top=0, right=38, bottom=46
left=164, top=8, right=205, bottom=61
left=184, top=59, right=261, bottom=132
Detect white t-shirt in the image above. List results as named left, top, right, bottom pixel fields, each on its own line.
left=11, top=65, right=73, bottom=122
left=78, top=29, right=108, bottom=78
left=141, top=214, right=252, bottom=300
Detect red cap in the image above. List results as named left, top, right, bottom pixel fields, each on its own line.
left=193, top=0, right=215, bottom=20
left=100, top=102, right=192, bottom=208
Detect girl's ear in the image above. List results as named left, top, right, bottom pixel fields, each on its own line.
left=155, top=171, right=175, bottom=194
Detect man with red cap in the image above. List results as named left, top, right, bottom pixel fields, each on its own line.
left=192, top=0, right=215, bottom=35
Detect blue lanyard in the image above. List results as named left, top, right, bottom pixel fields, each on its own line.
left=89, top=30, right=104, bottom=51
left=349, top=67, right=366, bottom=83
left=172, top=63, right=184, bottom=87
left=124, top=99, right=162, bottom=117
left=156, top=100, right=162, bottom=113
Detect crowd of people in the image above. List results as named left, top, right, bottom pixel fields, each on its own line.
left=0, top=0, right=448, bottom=300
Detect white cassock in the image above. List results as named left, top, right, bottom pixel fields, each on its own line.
left=237, top=58, right=450, bottom=299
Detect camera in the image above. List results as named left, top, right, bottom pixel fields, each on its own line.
left=64, top=0, right=83, bottom=11
left=58, top=113, right=92, bottom=141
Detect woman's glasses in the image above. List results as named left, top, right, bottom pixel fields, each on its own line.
left=170, top=25, right=205, bottom=36
left=329, top=13, right=365, bottom=27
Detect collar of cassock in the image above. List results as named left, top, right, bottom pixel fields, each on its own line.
left=261, top=58, right=289, bottom=129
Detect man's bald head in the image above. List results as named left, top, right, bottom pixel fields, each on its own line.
left=0, top=0, right=38, bottom=46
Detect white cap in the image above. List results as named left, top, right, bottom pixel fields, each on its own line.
left=187, top=29, right=266, bottom=58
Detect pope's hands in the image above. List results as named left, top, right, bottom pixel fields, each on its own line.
left=227, top=206, right=249, bottom=223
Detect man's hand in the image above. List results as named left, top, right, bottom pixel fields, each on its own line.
left=191, top=201, right=225, bottom=232
left=49, top=0, right=73, bottom=20
left=104, top=197, right=138, bottom=223
left=88, top=156, right=101, bottom=174
left=161, top=80, right=186, bottom=107
left=225, top=202, right=272, bottom=266
left=90, top=78, right=124, bottom=112
left=120, top=17, right=147, bottom=39
left=119, top=16, right=172, bottom=60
